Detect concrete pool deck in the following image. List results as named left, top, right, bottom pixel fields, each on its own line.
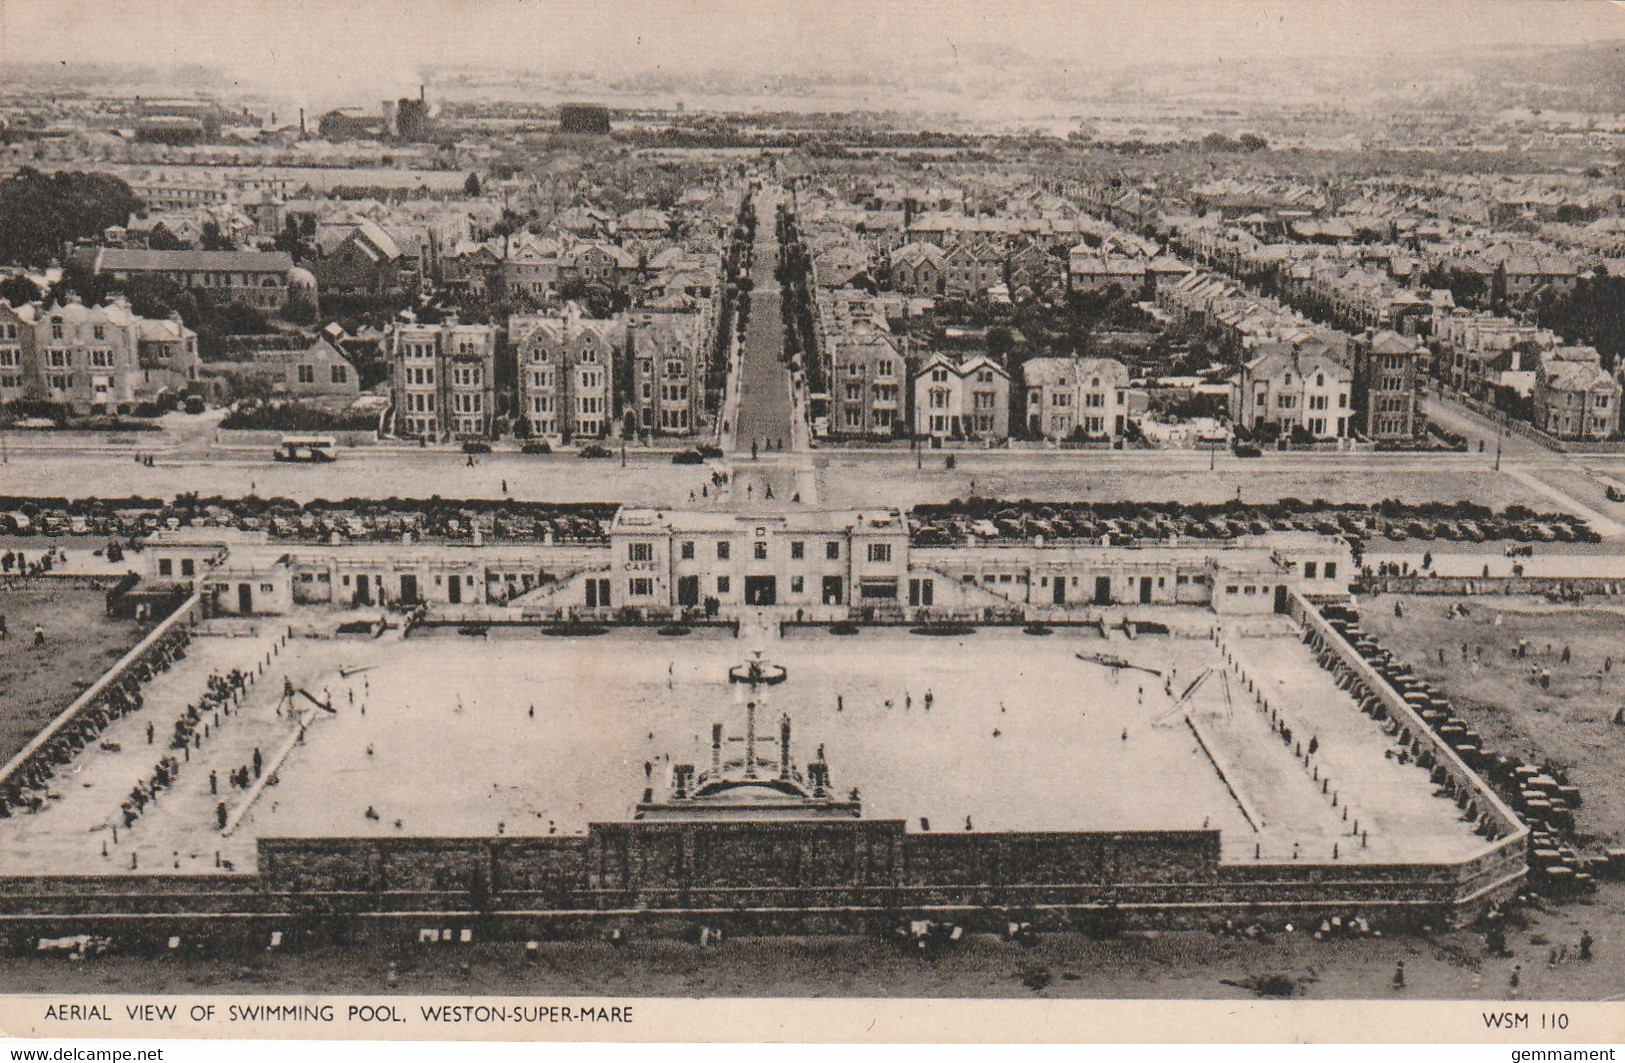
left=0, top=618, right=1488, bottom=874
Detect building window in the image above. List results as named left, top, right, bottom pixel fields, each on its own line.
left=158, top=558, right=173, bottom=576
left=680, top=540, right=694, bottom=560
left=753, top=541, right=768, bottom=561
left=716, top=575, right=731, bottom=594
left=331, top=365, right=348, bottom=384
left=628, top=542, right=653, bottom=562
left=1324, top=562, right=1337, bottom=579
left=628, top=577, right=653, bottom=597
left=297, top=364, right=315, bottom=384
left=826, top=541, right=840, bottom=560
left=867, top=543, right=892, bottom=563
left=790, top=540, right=804, bottom=560
left=716, top=541, right=730, bottom=560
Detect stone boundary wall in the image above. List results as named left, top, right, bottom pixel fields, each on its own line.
left=0, top=814, right=1509, bottom=940
left=1288, top=589, right=1527, bottom=911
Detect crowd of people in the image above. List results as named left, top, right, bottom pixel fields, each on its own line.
left=0, top=547, right=66, bottom=578
left=0, top=626, right=191, bottom=817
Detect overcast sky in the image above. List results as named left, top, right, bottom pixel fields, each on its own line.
left=4, top=0, right=1623, bottom=99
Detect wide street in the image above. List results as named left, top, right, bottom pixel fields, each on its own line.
left=730, top=187, right=796, bottom=456
left=7, top=436, right=1625, bottom=523
left=6, top=275, right=1625, bottom=533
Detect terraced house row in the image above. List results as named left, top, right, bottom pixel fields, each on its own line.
left=386, top=301, right=714, bottom=442
left=0, top=297, right=200, bottom=414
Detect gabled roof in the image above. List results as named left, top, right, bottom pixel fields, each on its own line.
left=1540, top=358, right=1618, bottom=392
left=509, top=307, right=627, bottom=349
left=1023, top=356, right=1128, bottom=388
left=1365, top=330, right=1419, bottom=355
left=617, top=208, right=670, bottom=232
left=890, top=241, right=947, bottom=267
left=562, top=242, right=638, bottom=269
left=137, top=316, right=196, bottom=343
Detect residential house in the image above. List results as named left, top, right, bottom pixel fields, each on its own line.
left=1533, top=347, right=1621, bottom=440
left=510, top=305, right=624, bottom=441
left=1068, top=250, right=1147, bottom=294
left=1431, top=309, right=1556, bottom=398
left=1503, top=254, right=1579, bottom=302
left=0, top=302, right=36, bottom=405
left=615, top=208, right=672, bottom=255
left=941, top=239, right=1005, bottom=298
left=388, top=318, right=499, bottom=440
left=886, top=242, right=946, bottom=296
left=201, top=338, right=360, bottom=407
left=1230, top=343, right=1352, bottom=440
left=912, top=353, right=1010, bottom=442
left=311, top=219, right=411, bottom=297
left=559, top=241, right=639, bottom=293
left=1023, top=356, right=1130, bottom=440
left=30, top=300, right=198, bottom=414
left=499, top=235, right=563, bottom=301
left=552, top=205, right=612, bottom=240
left=439, top=239, right=501, bottom=295
left=1350, top=329, right=1428, bottom=443
left=1008, top=239, right=1067, bottom=300
left=626, top=309, right=708, bottom=438
left=829, top=331, right=905, bottom=439
left=280, top=338, right=361, bottom=403
left=812, top=246, right=873, bottom=290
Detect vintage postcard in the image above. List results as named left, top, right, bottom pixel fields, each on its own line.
left=0, top=0, right=1623, bottom=1050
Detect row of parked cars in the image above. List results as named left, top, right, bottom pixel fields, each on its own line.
left=0, top=500, right=615, bottom=545
left=907, top=503, right=1598, bottom=548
